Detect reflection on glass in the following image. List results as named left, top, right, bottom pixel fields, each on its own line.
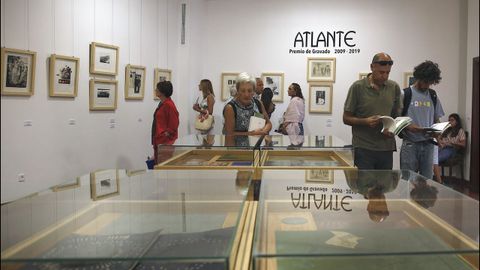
left=345, top=170, right=399, bottom=223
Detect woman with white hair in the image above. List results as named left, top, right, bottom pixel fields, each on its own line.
left=223, top=72, right=272, bottom=136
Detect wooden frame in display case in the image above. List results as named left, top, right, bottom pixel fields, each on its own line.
left=89, top=78, right=118, bottom=111
left=51, top=177, right=81, bottom=192
left=1, top=47, right=36, bottom=96
left=153, top=68, right=172, bottom=99
left=261, top=72, right=284, bottom=102
left=89, top=42, right=119, bottom=76
left=90, top=169, right=119, bottom=201
left=307, top=57, right=336, bottom=82
left=309, top=84, right=332, bottom=114
left=156, top=149, right=259, bottom=170
left=125, top=64, right=145, bottom=100
left=259, top=150, right=354, bottom=170
left=49, top=54, right=79, bottom=97
left=221, top=72, right=240, bottom=101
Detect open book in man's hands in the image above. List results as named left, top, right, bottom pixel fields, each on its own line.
left=423, top=122, right=451, bottom=135
left=380, top=116, right=413, bottom=135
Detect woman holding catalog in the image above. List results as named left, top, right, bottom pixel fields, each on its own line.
left=223, top=72, right=272, bottom=136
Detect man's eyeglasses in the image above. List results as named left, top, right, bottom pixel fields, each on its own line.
left=373, top=60, right=394, bottom=66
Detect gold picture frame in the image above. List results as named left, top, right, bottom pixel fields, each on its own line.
left=125, top=64, right=145, bottom=100
left=307, top=57, right=336, bottom=82
left=359, top=72, right=369, bottom=80
left=153, top=68, right=172, bottom=100
left=403, top=71, right=414, bottom=88
left=89, top=42, right=119, bottom=76
left=1, top=47, right=37, bottom=96
left=309, top=84, right=332, bottom=114
left=90, top=169, right=120, bottom=201
left=49, top=54, right=79, bottom=97
left=305, top=169, right=334, bottom=183
left=262, top=72, right=284, bottom=102
left=89, top=79, right=118, bottom=111
left=221, top=72, right=240, bottom=101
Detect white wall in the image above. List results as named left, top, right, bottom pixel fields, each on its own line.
left=1, top=0, right=477, bottom=202
left=1, top=0, right=203, bottom=203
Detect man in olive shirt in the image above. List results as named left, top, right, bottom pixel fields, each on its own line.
left=343, top=52, right=402, bottom=169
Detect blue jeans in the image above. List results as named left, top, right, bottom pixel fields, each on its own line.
left=400, top=140, right=434, bottom=179
left=438, top=146, right=457, bottom=163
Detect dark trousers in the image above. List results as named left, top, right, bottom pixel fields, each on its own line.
left=354, top=147, right=393, bottom=170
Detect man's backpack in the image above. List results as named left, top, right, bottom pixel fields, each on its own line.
left=401, top=87, right=437, bottom=116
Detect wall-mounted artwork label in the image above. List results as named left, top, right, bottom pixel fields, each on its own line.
left=289, top=30, right=360, bottom=55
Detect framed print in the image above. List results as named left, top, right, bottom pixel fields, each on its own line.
left=306, top=169, right=334, bottom=183
left=52, top=177, right=80, bottom=192
left=359, top=72, right=369, bottom=80
left=308, top=135, right=332, bottom=147
left=309, top=84, right=332, bottom=113
left=403, top=72, right=414, bottom=88
left=89, top=42, right=119, bottom=76
left=49, top=54, right=79, bottom=97
left=262, top=72, right=284, bottom=102
left=153, top=68, right=172, bottom=99
left=221, top=72, right=240, bottom=101
left=125, top=64, right=145, bottom=100
left=90, top=169, right=119, bottom=201
left=307, top=57, right=336, bottom=82
left=89, top=79, right=118, bottom=110
left=1, top=48, right=36, bottom=96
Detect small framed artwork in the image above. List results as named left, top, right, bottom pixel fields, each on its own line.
left=153, top=68, right=172, bottom=99
left=1, top=47, right=37, bottom=96
left=49, top=54, right=79, bottom=97
left=359, top=72, right=369, bottom=80
left=125, top=64, right=145, bottom=100
left=309, top=84, right=332, bottom=113
left=262, top=72, right=284, bottom=102
left=307, top=57, right=336, bottom=82
left=309, top=135, right=332, bottom=148
left=126, top=169, right=147, bottom=177
left=306, top=170, right=334, bottom=183
left=90, top=169, right=119, bottom=201
left=89, top=79, right=118, bottom=111
left=221, top=72, right=240, bottom=101
left=89, top=42, right=119, bottom=76
left=403, top=72, right=414, bottom=88
left=51, top=177, right=81, bottom=192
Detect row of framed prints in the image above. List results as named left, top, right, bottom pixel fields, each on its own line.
left=0, top=45, right=171, bottom=110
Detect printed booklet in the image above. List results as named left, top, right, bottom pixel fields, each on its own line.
left=380, top=116, right=413, bottom=135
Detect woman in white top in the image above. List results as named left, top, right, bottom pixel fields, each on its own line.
left=193, top=79, right=215, bottom=132
left=283, top=83, right=305, bottom=136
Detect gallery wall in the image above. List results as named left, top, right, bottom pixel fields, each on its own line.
left=0, top=0, right=207, bottom=203
left=1, top=0, right=477, bottom=203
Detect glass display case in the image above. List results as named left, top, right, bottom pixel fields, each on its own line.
left=258, top=135, right=354, bottom=169
left=155, top=135, right=263, bottom=170
left=1, top=169, right=251, bottom=270
left=253, top=169, right=479, bottom=270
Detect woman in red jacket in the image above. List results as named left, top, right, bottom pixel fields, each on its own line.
left=152, top=81, right=179, bottom=164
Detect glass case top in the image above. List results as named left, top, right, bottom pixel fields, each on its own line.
left=260, top=135, right=351, bottom=150
left=172, top=134, right=262, bottom=149
left=253, top=169, right=479, bottom=260
left=1, top=169, right=250, bottom=268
